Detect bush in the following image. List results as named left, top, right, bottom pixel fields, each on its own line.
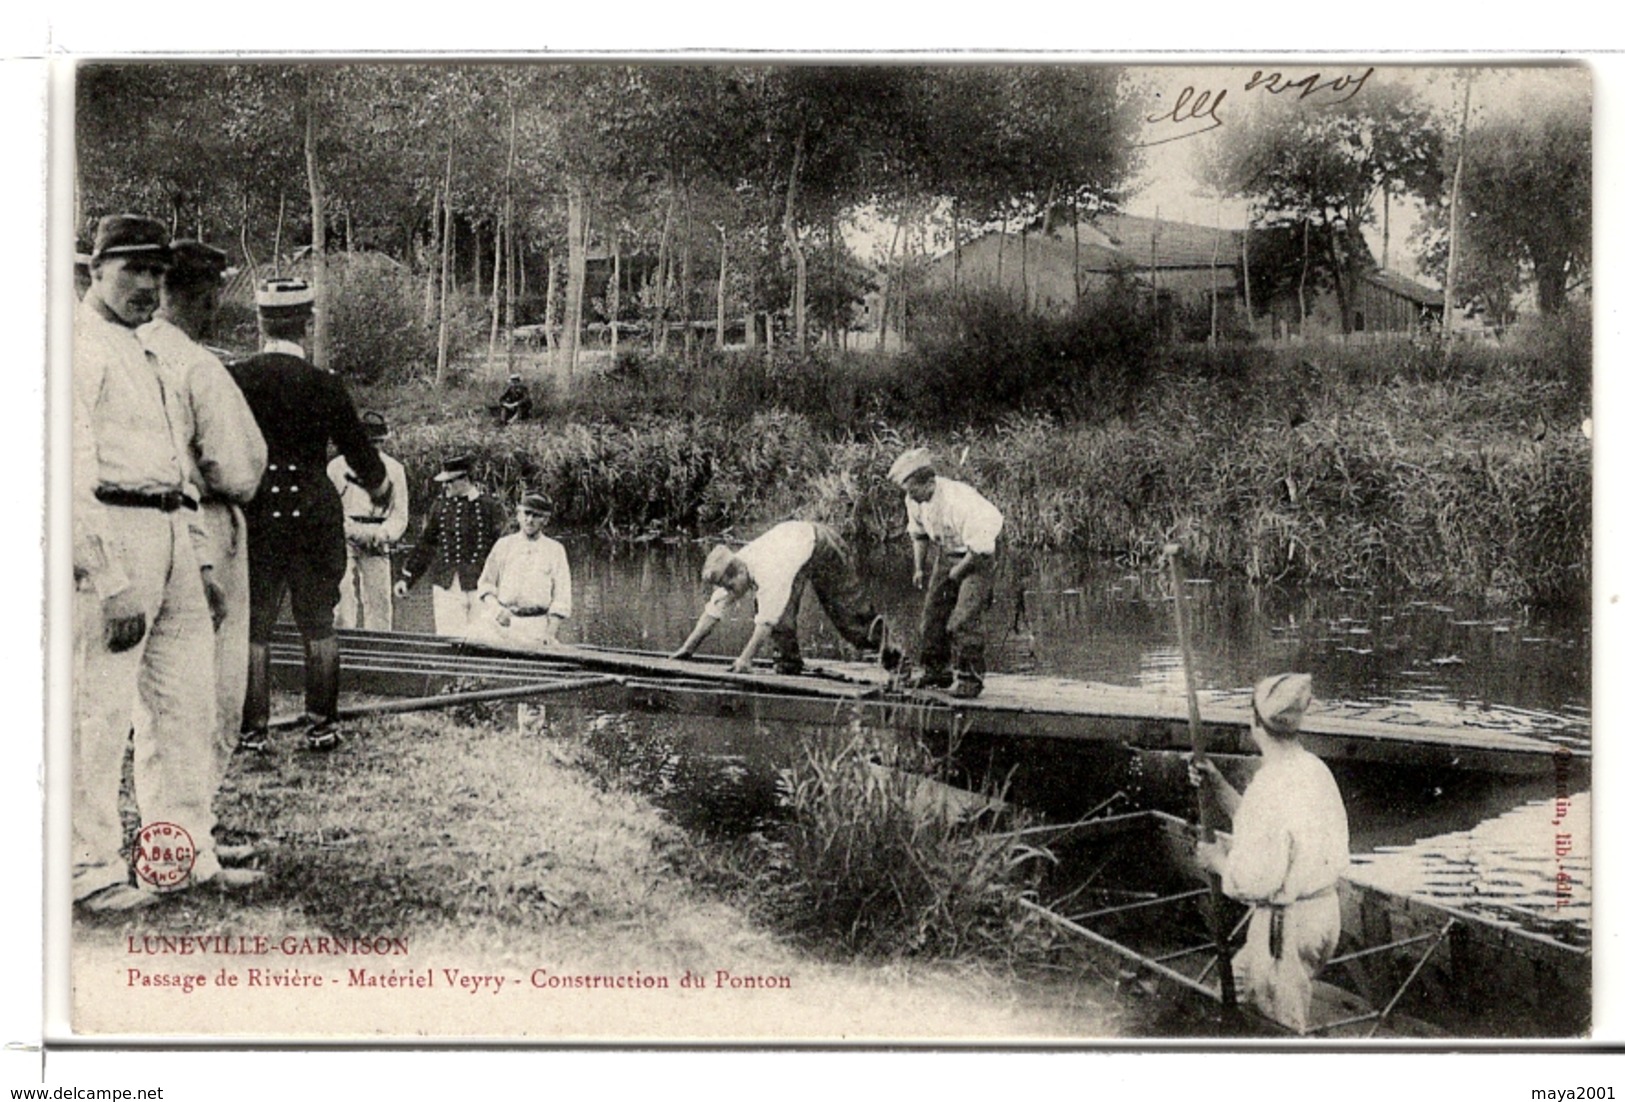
left=325, top=256, right=484, bottom=383
left=899, top=284, right=1161, bottom=427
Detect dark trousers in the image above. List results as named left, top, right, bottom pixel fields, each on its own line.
left=918, top=550, right=994, bottom=685
left=771, top=524, right=880, bottom=671
left=244, top=526, right=346, bottom=731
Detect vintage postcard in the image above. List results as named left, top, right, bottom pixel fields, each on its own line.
left=37, top=50, right=1603, bottom=1069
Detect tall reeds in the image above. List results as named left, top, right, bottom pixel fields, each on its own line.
left=774, top=729, right=1052, bottom=959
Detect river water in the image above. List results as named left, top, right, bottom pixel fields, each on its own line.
left=393, top=537, right=1592, bottom=934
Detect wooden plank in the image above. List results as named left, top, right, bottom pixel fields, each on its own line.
left=266, top=626, right=1589, bottom=777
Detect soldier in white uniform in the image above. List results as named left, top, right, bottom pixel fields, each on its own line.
left=72, top=215, right=228, bottom=910
left=671, top=520, right=896, bottom=675
left=328, top=412, right=409, bottom=631
left=1190, top=673, right=1351, bottom=1033
left=887, top=447, right=1004, bottom=698
left=137, top=240, right=268, bottom=869
left=474, top=493, right=571, bottom=647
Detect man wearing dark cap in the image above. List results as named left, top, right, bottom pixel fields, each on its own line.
left=473, top=492, right=571, bottom=647
left=1189, top=673, right=1351, bottom=1032
left=498, top=373, right=533, bottom=425
left=137, top=239, right=268, bottom=869
left=327, top=411, right=409, bottom=631
left=394, top=456, right=508, bottom=636
left=228, top=277, right=394, bottom=753
left=72, top=215, right=225, bottom=909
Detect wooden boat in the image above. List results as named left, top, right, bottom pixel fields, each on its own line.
left=270, top=626, right=1589, bottom=780
left=1018, top=809, right=1590, bottom=1038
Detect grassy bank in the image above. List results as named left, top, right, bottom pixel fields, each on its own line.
left=75, top=701, right=1146, bottom=1040
left=363, top=329, right=1588, bottom=605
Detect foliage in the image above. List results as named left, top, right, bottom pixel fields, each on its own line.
left=772, top=728, right=1052, bottom=958
left=1204, top=77, right=1446, bottom=333
left=322, top=254, right=442, bottom=382
left=898, top=283, right=1162, bottom=427
left=1415, top=68, right=1591, bottom=318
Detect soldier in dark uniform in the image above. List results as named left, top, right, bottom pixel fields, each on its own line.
left=228, top=278, right=393, bottom=752
left=498, top=373, right=533, bottom=425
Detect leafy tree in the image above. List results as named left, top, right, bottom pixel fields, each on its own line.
left=1203, top=77, right=1446, bottom=333
left=1416, top=72, right=1590, bottom=318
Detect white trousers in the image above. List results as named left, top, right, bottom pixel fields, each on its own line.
left=132, top=502, right=247, bottom=828
left=336, top=548, right=394, bottom=631
left=431, top=583, right=479, bottom=637
left=1233, top=894, right=1342, bottom=1033
left=75, top=508, right=220, bottom=899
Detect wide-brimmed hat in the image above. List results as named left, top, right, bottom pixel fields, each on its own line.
left=701, top=544, right=737, bottom=585
left=1253, top=672, right=1313, bottom=736
left=166, top=240, right=230, bottom=287
left=360, top=411, right=390, bottom=441
left=433, top=455, right=472, bottom=482
left=90, top=214, right=171, bottom=264
left=518, top=492, right=553, bottom=514
left=887, top=447, right=935, bottom=486
left=256, top=277, right=314, bottom=319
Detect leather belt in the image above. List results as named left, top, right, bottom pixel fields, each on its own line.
left=507, top=606, right=551, bottom=618
left=95, top=487, right=196, bottom=512
left=348, top=516, right=386, bottom=524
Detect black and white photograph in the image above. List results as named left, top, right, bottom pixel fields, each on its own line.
left=31, top=46, right=1606, bottom=1075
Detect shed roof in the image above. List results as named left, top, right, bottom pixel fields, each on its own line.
left=1361, top=267, right=1445, bottom=307
left=1091, top=212, right=1242, bottom=269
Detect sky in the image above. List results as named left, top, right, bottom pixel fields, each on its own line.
left=1122, top=63, right=1592, bottom=279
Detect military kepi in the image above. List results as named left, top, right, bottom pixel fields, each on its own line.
left=518, top=492, right=553, bottom=514
left=887, top=447, right=935, bottom=486
left=1253, top=672, right=1313, bottom=736
left=167, top=240, right=229, bottom=286
left=91, top=214, right=171, bottom=263
left=433, top=455, right=472, bottom=483
left=256, top=277, right=315, bottom=319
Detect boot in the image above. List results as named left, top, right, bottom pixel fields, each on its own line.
left=238, top=642, right=271, bottom=752
left=303, top=636, right=342, bottom=751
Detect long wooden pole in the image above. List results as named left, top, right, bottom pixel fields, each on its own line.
left=1164, top=542, right=1238, bottom=1009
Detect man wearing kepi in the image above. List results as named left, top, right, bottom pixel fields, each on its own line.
left=395, top=456, right=508, bottom=636
left=475, top=492, right=572, bottom=647
left=229, top=278, right=393, bottom=753
left=671, top=520, right=898, bottom=675
left=1188, top=673, right=1351, bottom=1033
left=887, top=447, right=1003, bottom=698
left=71, top=215, right=224, bottom=910
left=138, top=239, right=268, bottom=867
left=328, top=412, right=409, bottom=631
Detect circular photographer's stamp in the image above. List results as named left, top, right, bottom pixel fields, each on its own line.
left=133, top=821, right=195, bottom=890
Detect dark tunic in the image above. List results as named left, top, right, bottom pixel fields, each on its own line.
left=227, top=351, right=386, bottom=639
left=401, top=492, right=509, bottom=592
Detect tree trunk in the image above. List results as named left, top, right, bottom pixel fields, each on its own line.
left=655, top=179, right=675, bottom=355
left=681, top=183, right=694, bottom=357
left=543, top=252, right=558, bottom=364
left=434, top=132, right=456, bottom=388
left=783, top=125, right=807, bottom=352
left=951, top=199, right=962, bottom=287
left=1444, top=75, right=1472, bottom=342
left=273, top=192, right=286, bottom=279
left=610, top=227, right=621, bottom=358
left=715, top=226, right=727, bottom=350
left=562, top=181, right=587, bottom=385
left=424, top=187, right=440, bottom=324
left=473, top=224, right=484, bottom=301
left=877, top=218, right=901, bottom=353
left=487, top=217, right=503, bottom=367
left=1072, top=195, right=1083, bottom=307
left=1297, top=218, right=1309, bottom=331
left=303, top=75, right=330, bottom=368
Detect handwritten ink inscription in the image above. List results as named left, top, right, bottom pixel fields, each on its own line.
left=1142, top=66, right=1377, bottom=148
